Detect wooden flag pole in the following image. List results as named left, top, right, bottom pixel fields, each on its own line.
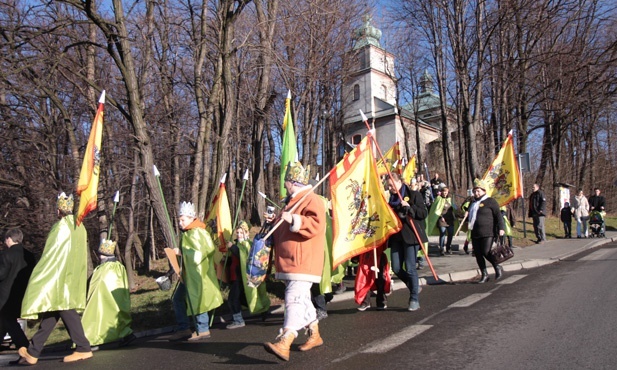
left=360, top=110, right=440, bottom=281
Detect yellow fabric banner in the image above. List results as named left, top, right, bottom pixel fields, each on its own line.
left=76, top=91, right=105, bottom=226
left=375, top=141, right=401, bottom=176
left=205, top=176, right=233, bottom=268
left=402, top=154, right=417, bottom=184
left=482, top=131, right=523, bottom=206
left=330, top=134, right=402, bottom=268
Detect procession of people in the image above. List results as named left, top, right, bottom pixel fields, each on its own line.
left=1, top=154, right=606, bottom=365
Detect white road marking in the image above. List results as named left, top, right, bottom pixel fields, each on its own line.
left=580, top=249, right=614, bottom=261
left=360, top=325, right=433, bottom=353
left=497, top=274, right=527, bottom=284
left=449, top=293, right=491, bottom=308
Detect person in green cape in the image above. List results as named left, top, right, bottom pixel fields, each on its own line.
left=168, top=201, right=223, bottom=342
left=426, top=186, right=459, bottom=255
left=18, top=193, right=93, bottom=365
left=224, top=221, right=270, bottom=329
left=81, top=239, right=134, bottom=347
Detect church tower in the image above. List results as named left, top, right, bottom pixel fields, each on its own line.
left=343, top=15, right=397, bottom=128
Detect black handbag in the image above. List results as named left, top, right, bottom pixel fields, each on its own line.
left=489, top=236, right=514, bottom=264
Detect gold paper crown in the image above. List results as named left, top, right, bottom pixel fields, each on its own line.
left=57, top=192, right=74, bottom=214
left=284, top=162, right=310, bottom=185
left=98, top=239, right=117, bottom=256
left=178, top=201, right=196, bottom=218
left=237, top=220, right=249, bottom=234
left=473, top=178, right=489, bottom=191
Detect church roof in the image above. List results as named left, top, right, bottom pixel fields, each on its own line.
left=402, top=91, right=442, bottom=113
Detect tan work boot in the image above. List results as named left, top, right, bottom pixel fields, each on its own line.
left=264, top=329, right=296, bottom=361
left=18, top=347, right=38, bottom=365
left=63, top=351, right=93, bottom=362
left=298, top=320, right=323, bottom=352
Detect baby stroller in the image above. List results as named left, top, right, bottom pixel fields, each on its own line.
left=589, top=210, right=605, bottom=238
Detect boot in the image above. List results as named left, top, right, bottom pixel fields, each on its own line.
left=299, top=320, right=323, bottom=352
left=264, top=329, right=296, bottom=361
left=463, top=242, right=469, bottom=254
left=495, top=265, right=504, bottom=280
left=478, top=269, right=489, bottom=284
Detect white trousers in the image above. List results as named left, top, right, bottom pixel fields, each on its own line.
left=283, top=280, right=316, bottom=332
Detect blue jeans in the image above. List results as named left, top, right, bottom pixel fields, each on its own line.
left=389, top=240, right=420, bottom=303
left=172, top=282, right=210, bottom=333
left=439, top=225, right=454, bottom=251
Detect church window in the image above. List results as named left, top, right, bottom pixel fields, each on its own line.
left=353, top=84, right=360, bottom=101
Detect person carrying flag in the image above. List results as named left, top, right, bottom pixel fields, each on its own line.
left=263, top=162, right=326, bottom=361
left=386, top=172, right=428, bottom=311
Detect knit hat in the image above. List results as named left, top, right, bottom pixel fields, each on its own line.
left=57, top=193, right=74, bottom=214
left=98, top=239, right=117, bottom=256
left=178, top=201, right=196, bottom=218
left=284, top=162, right=310, bottom=185
left=473, top=178, right=489, bottom=191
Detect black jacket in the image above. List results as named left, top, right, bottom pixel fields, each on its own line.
left=0, top=243, right=36, bottom=317
left=589, top=195, right=606, bottom=211
left=388, top=184, right=429, bottom=245
left=528, top=189, right=546, bottom=217
left=471, top=197, right=505, bottom=239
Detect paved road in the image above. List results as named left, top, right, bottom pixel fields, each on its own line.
left=2, top=236, right=615, bottom=368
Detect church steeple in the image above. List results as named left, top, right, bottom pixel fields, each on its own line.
left=419, top=69, right=434, bottom=94
left=353, top=15, right=382, bottom=50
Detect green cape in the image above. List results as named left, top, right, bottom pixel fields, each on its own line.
left=21, top=215, right=88, bottom=319
left=180, top=227, right=223, bottom=315
left=319, top=210, right=333, bottom=295
left=237, top=239, right=270, bottom=314
left=82, top=261, right=132, bottom=345
left=426, top=196, right=459, bottom=236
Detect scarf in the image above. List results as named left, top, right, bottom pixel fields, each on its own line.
left=468, top=194, right=488, bottom=230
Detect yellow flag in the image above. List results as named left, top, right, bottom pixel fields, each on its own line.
left=330, top=134, right=402, bottom=268
left=375, top=141, right=401, bottom=176
left=402, top=153, right=417, bottom=184
left=76, top=91, right=105, bottom=226
left=482, top=131, right=523, bottom=206
left=205, top=174, right=233, bottom=263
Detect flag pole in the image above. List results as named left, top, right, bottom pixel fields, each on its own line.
left=360, top=110, right=440, bottom=281
left=107, top=191, right=120, bottom=239
left=258, top=191, right=282, bottom=209
left=454, top=214, right=467, bottom=237
left=232, top=169, right=250, bottom=232
left=154, top=165, right=199, bottom=334
left=261, top=174, right=330, bottom=241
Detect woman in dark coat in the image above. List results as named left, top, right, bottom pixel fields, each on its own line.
left=468, top=179, right=505, bottom=283
left=386, top=172, right=428, bottom=311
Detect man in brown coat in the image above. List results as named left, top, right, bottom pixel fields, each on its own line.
left=264, top=162, right=326, bottom=361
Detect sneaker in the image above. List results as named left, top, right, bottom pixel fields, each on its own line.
left=357, top=302, right=371, bottom=311
left=408, top=300, right=420, bottom=311
left=188, top=331, right=211, bottom=341
left=168, top=328, right=192, bottom=341
left=376, top=304, right=387, bottom=311
left=446, top=249, right=452, bottom=255
left=316, top=309, right=328, bottom=321
left=226, top=321, right=246, bottom=330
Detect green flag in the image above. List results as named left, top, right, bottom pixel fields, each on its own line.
left=280, top=90, right=298, bottom=199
